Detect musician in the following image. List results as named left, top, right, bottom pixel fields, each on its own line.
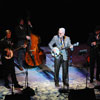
left=88, top=26, right=100, bottom=83
left=15, top=18, right=31, bottom=69
left=0, top=29, right=23, bottom=88
left=48, top=27, right=73, bottom=87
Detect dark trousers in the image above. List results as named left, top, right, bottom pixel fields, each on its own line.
left=17, top=48, right=26, bottom=68
left=17, top=40, right=26, bottom=68
left=1, top=56, right=18, bottom=85
left=54, top=56, right=68, bottom=85
left=90, top=49, right=100, bottom=80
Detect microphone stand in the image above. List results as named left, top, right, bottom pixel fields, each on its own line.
left=25, top=68, right=28, bottom=88
left=21, top=28, right=35, bottom=96
left=22, top=66, right=35, bottom=96
left=78, top=49, right=89, bottom=89
left=11, top=83, right=14, bottom=95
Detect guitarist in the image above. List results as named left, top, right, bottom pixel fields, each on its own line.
left=48, top=27, right=73, bottom=87
left=0, top=29, right=23, bottom=88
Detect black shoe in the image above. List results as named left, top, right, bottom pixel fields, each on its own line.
left=63, top=83, right=69, bottom=87
left=5, top=84, right=10, bottom=89
left=90, top=79, right=93, bottom=83
left=14, top=84, right=23, bottom=88
left=96, top=78, right=100, bottom=81
left=55, top=83, right=60, bottom=87
left=63, top=83, right=69, bottom=89
left=95, top=85, right=100, bottom=89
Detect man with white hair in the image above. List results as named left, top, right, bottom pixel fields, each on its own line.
left=49, top=27, right=73, bottom=87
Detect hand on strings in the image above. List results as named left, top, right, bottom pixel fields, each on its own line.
left=23, top=44, right=27, bottom=48
left=4, top=48, right=11, bottom=57
left=26, top=35, right=31, bottom=40
left=53, top=48, right=57, bottom=53
left=70, top=45, right=74, bottom=51
left=19, top=67, right=24, bottom=71
left=70, top=45, right=73, bottom=49
left=91, top=41, right=96, bottom=46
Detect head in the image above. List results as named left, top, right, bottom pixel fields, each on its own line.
left=27, top=20, right=31, bottom=25
left=58, top=27, right=65, bottom=38
left=19, top=19, right=24, bottom=25
left=6, top=29, right=11, bottom=39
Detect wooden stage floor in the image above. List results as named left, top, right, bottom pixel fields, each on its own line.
left=0, top=44, right=100, bottom=100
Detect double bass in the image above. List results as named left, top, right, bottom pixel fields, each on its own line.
left=25, top=33, right=46, bottom=67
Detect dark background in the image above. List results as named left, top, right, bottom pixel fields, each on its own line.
left=0, top=1, right=100, bottom=46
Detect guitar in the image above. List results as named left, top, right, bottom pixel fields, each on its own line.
left=4, top=45, right=26, bottom=59
left=51, top=42, right=79, bottom=58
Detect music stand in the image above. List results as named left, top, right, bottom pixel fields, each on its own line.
left=78, top=49, right=89, bottom=89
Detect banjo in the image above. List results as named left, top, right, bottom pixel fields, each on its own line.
left=51, top=42, right=79, bottom=58
left=4, top=45, right=26, bottom=59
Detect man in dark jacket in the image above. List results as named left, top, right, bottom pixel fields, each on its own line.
left=0, top=29, right=23, bottom=88
left=88, top=26, right=100, bottom=83
left=15, top=18, right=31, bottom=69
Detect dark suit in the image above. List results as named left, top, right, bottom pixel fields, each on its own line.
left=0, top=37, right=19, bottom=86
left=88, top=32, right=100, bottom=81
left=15, top=24, right=32, bottom=68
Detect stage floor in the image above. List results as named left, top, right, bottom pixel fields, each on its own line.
left=0, top=45, right=100, bottom=100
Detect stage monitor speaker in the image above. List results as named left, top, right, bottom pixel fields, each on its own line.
left=4, top=94, right=31, bottom=100
left=68, top=88, right=96, bottom=100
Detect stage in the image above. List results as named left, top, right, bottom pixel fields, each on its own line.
left=0, top=44, right=100, bottom=100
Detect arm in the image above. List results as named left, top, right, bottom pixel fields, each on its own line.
left=87, top=33, right=96, bottom=47
left=64, top=37, right=73, bottom=51
left=68, top=37, right=74, bottom=51
left=48, top=36, right=56, bottom=50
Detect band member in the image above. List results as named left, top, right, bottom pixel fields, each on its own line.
left=0, top=29, right=23, bottom=88
left=48, top=27, right=73, bottom=87
left=15, top=18, right=31, bottom=69
left=88, top=26, right=100, bottom=83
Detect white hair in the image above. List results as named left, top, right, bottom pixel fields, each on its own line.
left=58, top=27, right=65, bottom=34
